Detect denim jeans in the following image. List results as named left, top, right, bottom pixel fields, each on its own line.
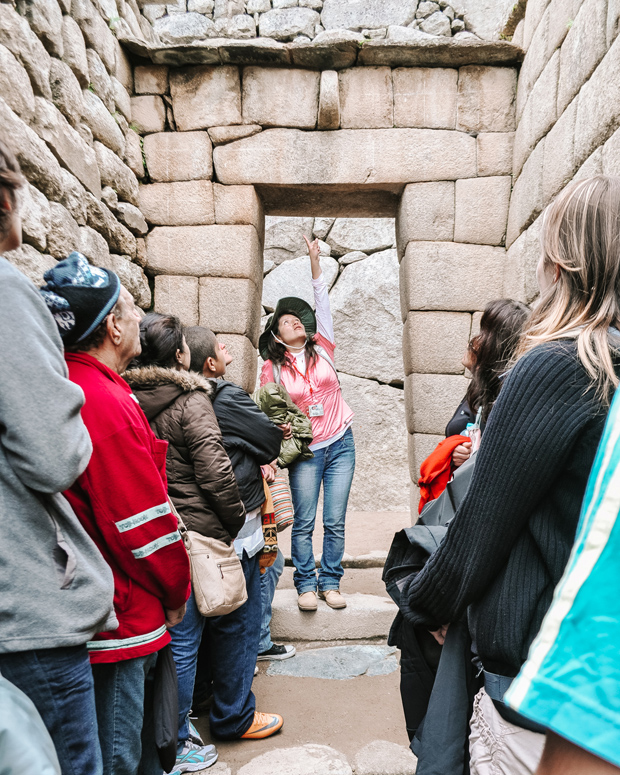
left=91, top=652, right=161, bottom=775
left=289, top=427, right=355, bottom=594
left=194, top=550, right=261, bottom=739
left=168, top=588, right=204, bottom=746
left=0, top=645, right=102, bottom=775
left=259, top=548, right=285, bottom=653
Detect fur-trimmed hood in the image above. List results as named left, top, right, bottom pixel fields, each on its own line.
left=123, top=366, right=214, bottom=421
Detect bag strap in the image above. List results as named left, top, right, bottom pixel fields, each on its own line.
left=271, top=346, right=339, bottom=387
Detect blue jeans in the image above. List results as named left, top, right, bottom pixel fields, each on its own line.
left=194, top=550, right=261, bottom=740
left=0, top=645, right=102, bottom=775
left=289, top=427, right=356, bottom=594
left=168, top=589, right=204, bottom=746
left=91, top=652, right=160, bottom=775
left=259, top=549, right=285, bottom=653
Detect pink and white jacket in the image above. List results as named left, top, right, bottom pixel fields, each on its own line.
left=260, top=274, right=354, bottom=449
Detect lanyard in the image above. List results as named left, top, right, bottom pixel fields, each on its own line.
left=289, top=358, right=314, bottom=397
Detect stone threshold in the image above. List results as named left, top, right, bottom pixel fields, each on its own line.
left=121, top=35, right=524, bottom=70
left=283, top=551, right=388, bottom=569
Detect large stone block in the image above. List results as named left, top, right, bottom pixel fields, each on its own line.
left=393, top=67, right=457, bottom=129
left=143, top=131, right=213, bottom=182
left=502, top=215, right=543, bottom=304
left=147, top=224, right=261, bottom=284
left=573, top=34, right=620, bottom=169
left=262, top=255, right=338, bottom=311
left=47, top=202, right=81, bottom=259
left=16, top=0, right=63, bottom=58
left=339, top=67, right=393, bottom=129
left=609, top=0, right=620, bottom=47
left=506, top=138, right=545, bottom=248
left=0, top=44, right=35, bottom=123
left=134, top=65, right=169, bottom=95
left=264, top=216, right=314, bottom=264
left=403, top=311, right=471, bottom=376
left=49, top=58, right=83, bottom=130
left=456, top=66, right=517, bottom=133
left=141, top=181, right=215, bottom=227
left=405, top=373, right=470, bottom=435
left=512, top=49, right=559, bottom=179
left=4, top=243, right=56, bottom=287
left=523, top=0, right=551, bottom=50
left=82, top=90, right=125, bottom=156
left=213, top=183, right=263, bottom=231
left=33, top=98, right=101, bottom=198
left=130, top=95, right=166, bottom=135
left=557, top=0, right=607, bottom=116
left=455, top=176, right=511, bottom=246
left=477, top=132, right=514, bottom=177
left=327, top=218, right=396, bottom=256
left=542, top=97, right=578, bottom=205
left=516, top=10, right=550, bottom=123
left=258, top=8, right=320, bottom=40
left=21, top=183, right=51, bottom=252
left=0, top=4, right=52, bottom=100
left=214, top=128, right=477, bottom=186
left=61, top=16, right=89, bottom=88
left=154, top=275, right=199, bottom=326
left=73, top=0, right=116, bottom=72
left=94, top=141, right=139, bottom=207
left=125, top=129, right=145, bottom=181
left=98, top=254, right=151, bottom=308
left=321, top=0, right=418, bottom=30
left=339, top=373, right=410, bottom=511
left=409, top=432, right=444, bottom=483
left=170, top=66, right=242, bottom=131
left=399, top=241, right=505, bottom=317
left=396, top=181, right=455, bottom=258
left=242, top=67, right=319, bottom=129
left=199, top=277, right=261, bottom=345
left=574, top=145, right=604, bottom=180
left=216, top=333, right=257, bottom=393
left=330, top=249, right=403, bottom=385
left=318, top=69, right=340, bottom=130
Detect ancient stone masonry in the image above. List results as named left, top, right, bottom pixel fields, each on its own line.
left=0, top=0, right=151, bottom=306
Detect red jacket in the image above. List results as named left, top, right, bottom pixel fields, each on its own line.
left=64, top=353, right=190, bottom=664
left=418, top=435, right=469, bottom=514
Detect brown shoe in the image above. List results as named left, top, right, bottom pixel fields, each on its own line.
left=318, top=589, right=347, bottom=609
left=297, top=591, right=318, bottom=611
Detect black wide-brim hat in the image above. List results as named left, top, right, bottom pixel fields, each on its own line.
left=259, top=296, right=317, bottom=361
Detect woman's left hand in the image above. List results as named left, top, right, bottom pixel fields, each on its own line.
left=278, top=422, right=292, bottom=440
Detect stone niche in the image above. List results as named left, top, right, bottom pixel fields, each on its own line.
left=137, top=58, right=518, bottom=512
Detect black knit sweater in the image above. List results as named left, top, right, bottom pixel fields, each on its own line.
left=402, top=341, right=617, bottom=677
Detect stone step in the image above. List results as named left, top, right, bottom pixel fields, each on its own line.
left=270, top=589, right=397, bottom=642
left=283, top=550, right=388, bottom=569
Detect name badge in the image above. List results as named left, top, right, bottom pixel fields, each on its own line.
left=308, top=403, right=324, bottom=417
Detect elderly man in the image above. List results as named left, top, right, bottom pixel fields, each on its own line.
left=41, top=252, right=192, bottom=775
left=0, top=144, right=115, bottom=775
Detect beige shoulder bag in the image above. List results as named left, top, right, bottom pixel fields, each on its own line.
left=169, top=499, right=247, bottom=617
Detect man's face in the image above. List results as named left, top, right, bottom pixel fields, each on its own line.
left=115, top=286, right=142, bottom=363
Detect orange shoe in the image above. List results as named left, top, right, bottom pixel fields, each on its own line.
left=240, top=711, right=284, bottom=740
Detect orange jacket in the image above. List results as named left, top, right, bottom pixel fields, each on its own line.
left=418, top=435, right=470, bottom=514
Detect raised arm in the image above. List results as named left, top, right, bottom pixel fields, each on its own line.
left=304, top=234, right=334, bottom=343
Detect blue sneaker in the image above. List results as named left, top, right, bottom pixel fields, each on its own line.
left=174, top=740, right=218, bottom=772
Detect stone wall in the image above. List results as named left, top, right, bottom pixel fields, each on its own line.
left=141, top=0, right=478, bottom=47
left=0, top=0, right=154, bottom=304
left=136, top=61, right=517, bottom=509
left=505, top=0, right=620, bottom=307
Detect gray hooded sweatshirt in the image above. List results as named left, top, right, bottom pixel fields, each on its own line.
left=0, top=259, right=116, bottom=653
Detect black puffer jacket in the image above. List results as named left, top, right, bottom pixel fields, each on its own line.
left=124, top=367, right=245, bottom=544
left=210, top=380, right=283, bottom=513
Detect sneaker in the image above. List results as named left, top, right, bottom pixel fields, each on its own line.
left=240, top=711, right=284, bottom=740
left=257, top=643, right=296, bottom=661
left=254, top=664, right=259, bottom=676
left=297, top=591, right=318, bottom=611
left=187, top=720, right=203, bottom=747
left=318, top=589, right=347, bottom=609
left=174, top=740, right=218, bottom=772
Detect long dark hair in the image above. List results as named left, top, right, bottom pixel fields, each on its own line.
left=132, top=312, right=185, bottom=369
left=265, top=308, right=318, bottom=370
left=465, top=299, right=530, bottom=422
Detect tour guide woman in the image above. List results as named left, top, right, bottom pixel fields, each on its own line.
left=259, top=236, right=355, bottom=612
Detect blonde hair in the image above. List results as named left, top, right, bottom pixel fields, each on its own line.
left=515, top=175, right=620, bottom=402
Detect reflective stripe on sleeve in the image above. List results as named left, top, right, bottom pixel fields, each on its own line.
left=115, top=502, right=171, bottom=533
left=131, top=530, right=182, bottom=559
